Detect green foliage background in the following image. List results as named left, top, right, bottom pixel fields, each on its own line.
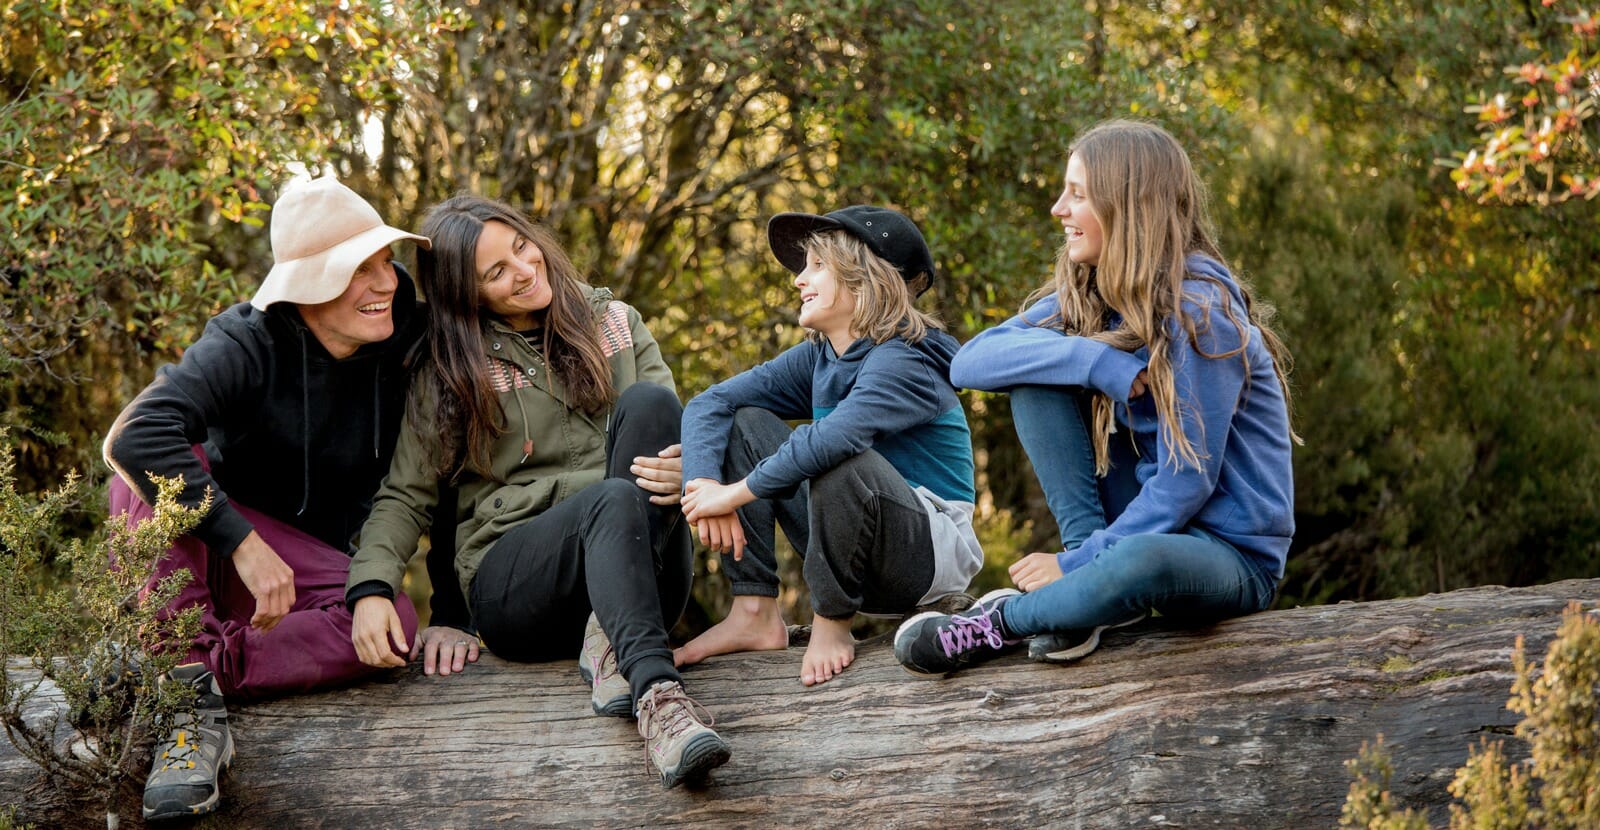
left=2, top=0, right=1596, bottom=617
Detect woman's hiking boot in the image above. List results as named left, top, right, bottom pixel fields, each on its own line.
left=577, top=613, right=633, bottom=717
left=143, top=663, right=234, bottom=821
left=894, top=589, right=1023, bottom=676
left=635, top=680, right=730, bottom=788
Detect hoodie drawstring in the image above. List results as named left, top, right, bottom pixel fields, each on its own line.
left=373, top=366, right=382, bottom=459
left=296, top=328, right=311, bottom=516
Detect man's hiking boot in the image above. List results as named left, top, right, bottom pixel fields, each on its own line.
left=635, top=680, right=730, bottom=788
left=577, top=613, right=633, bottom=717
left=143, top=663, right=234, bottom=821
left=894, top=588, right=1023, bottom=676
left=1027, top=612, right=1148, bottom=664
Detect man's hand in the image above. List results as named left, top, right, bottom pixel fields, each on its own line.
left=352, top=595, right=409, bottom=668
left=411, top=626, right=480, bottom=677
left=1009, top=551, right=1066, bottom=593
left=231, top=531, right=295, bottom=631
left=632, top=443, right=684, bottom=506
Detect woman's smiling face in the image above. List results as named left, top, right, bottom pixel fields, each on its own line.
left=475, top=220, right=554, bottom=329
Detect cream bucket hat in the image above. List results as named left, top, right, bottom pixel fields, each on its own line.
left=250, top=177, right=430, bottom=310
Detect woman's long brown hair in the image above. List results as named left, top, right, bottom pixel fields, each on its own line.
left=1028, top=119, right=1296, bottom=473
left=413, top=195, right=615, bottom=480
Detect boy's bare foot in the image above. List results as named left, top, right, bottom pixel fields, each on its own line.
left=674, top=595, right=788, bottom=667
left=801, top=615, right=856, bottom=686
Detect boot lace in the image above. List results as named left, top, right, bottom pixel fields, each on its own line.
left=937, top=608, right=1007, bottom=658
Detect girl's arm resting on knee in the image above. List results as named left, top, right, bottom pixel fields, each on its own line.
left=1057, top=306, right=1245, bottom=574
left=950, top=304, right=1145, bottom=399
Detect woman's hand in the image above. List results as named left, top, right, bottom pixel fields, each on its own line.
left=681, top=478, right=755, bottom=522
left=410, top=625, right=480, bottom=677
left=1009, top=552, right=1066, bottom=593
left=1129, top=369, right=1151, bottom=399
left=352, top=595, right=409, bottom=668
left=632, top=443, right=684, bottom=506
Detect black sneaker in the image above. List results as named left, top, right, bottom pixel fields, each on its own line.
left=143, top=663, right=233, bottom=821
left=893, top=589, right=1023, bottom=676
left=1027, top=612, right=1147, bottom=663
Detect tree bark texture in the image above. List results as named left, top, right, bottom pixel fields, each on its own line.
left=4, top=578, right=1595, bottom=829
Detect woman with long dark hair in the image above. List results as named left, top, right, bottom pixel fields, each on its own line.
left=344, top=195, right=730, bottom=788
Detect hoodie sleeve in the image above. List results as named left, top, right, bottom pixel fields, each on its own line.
left=742, top=341, right=946, bottom=499
left=1056, top=284, right=1247, bottom=573
left=680, top=343, right=817, bottom=489
left=950, top=294, right=1147, bottom=405
left=346, top=376, right=439, bottom=601
left=102, top=312, right=269, bottom=556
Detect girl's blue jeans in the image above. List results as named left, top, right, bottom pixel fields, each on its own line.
left=1000, top=385, right=1277, bottom=636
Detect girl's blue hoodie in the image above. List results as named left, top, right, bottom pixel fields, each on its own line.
left=951, top=255, right=1294, bottom=579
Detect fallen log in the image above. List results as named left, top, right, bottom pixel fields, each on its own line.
left=4, top=578, right=1594, bottom=828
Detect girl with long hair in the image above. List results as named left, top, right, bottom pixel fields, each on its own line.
left=344, top=195, right=730, bottom=788
left=895, top=119, right=1297, bottom=675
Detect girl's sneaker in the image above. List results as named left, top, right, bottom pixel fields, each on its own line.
left=635, top=681, right=731, bottom=788
left=1027, top=612, right=1148, bottom=663
left=893, top=589, right=1023, bottom=676
left=577, top=613, right=633, bottom=717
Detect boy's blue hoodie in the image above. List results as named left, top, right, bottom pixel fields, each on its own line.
left=682, top=330, right=975, bottom=505
left=950, top=254, right=1294, bottom=579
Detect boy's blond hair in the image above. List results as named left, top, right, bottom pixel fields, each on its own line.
left=803, top=230, right=942, bottom=346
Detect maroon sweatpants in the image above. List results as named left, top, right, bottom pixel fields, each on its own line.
left=109, top=475, right=417, bottom=701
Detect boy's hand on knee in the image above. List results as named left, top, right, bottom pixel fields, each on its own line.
left=1010, top=552, right=1065, bottom=592
left=695, top=513, right=746, bottom=560
left=631, top=443, right=683, bottom=506
left=232, top=531, right=295, bottom=632
left=352, top=596, right=408, bottom=668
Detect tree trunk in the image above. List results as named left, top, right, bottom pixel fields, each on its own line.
left=5, top=578, right=1594, bottom=828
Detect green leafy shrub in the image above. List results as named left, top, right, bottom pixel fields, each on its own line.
left=0, top=432, right=205, bottom=827
left=1341, top=602, right=1600, bottom=828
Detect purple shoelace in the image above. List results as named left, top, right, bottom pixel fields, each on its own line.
left=937, top=608, right=1007, bottom=657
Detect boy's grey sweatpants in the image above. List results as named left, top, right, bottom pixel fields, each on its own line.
left=719, top=407, right=935, bottom=620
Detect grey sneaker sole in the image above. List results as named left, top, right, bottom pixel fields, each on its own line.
left=658, top=732, right=732, bottom=789
left=141, top=735, right=235, bottom=821
left=1028, top=614, right=1147, bottom=663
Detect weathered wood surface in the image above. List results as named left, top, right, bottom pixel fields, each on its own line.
left=4, top=579, right=1595, bottom=829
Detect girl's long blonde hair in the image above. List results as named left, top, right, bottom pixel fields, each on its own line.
left=1029, top=119, right=1296, bottom=473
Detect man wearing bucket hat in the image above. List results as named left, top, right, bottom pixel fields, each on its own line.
left=103, top=176, right=442, bottom=821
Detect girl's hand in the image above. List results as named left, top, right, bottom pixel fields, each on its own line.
left=1129, top=369, right=1151, bottom=399
left=694, top=513, right=748, bottom=560
left=682, top=478, right=755, bottom=522
left=1009, top=552, right=1066, bottom=593
left=410, top=625, right=480, bottom=677
left=632, top=443, right=683, bottom=506
left=352, top=596, right=409, bottom=668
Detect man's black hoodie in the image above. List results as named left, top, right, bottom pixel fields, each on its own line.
left=104, top=267, right=425, bottom=557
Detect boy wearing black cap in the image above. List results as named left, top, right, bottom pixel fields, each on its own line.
left=676, top=205, right=982, bottom=686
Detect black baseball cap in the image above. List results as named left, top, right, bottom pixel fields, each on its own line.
left=767, top=205, right=936, bottom=296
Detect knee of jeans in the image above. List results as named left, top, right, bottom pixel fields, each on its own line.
left=731, top=406, right=782, bottom=435
left=618, top=382, right=680, bottom=416
left=1097, top=535, right=1185, bottom=590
